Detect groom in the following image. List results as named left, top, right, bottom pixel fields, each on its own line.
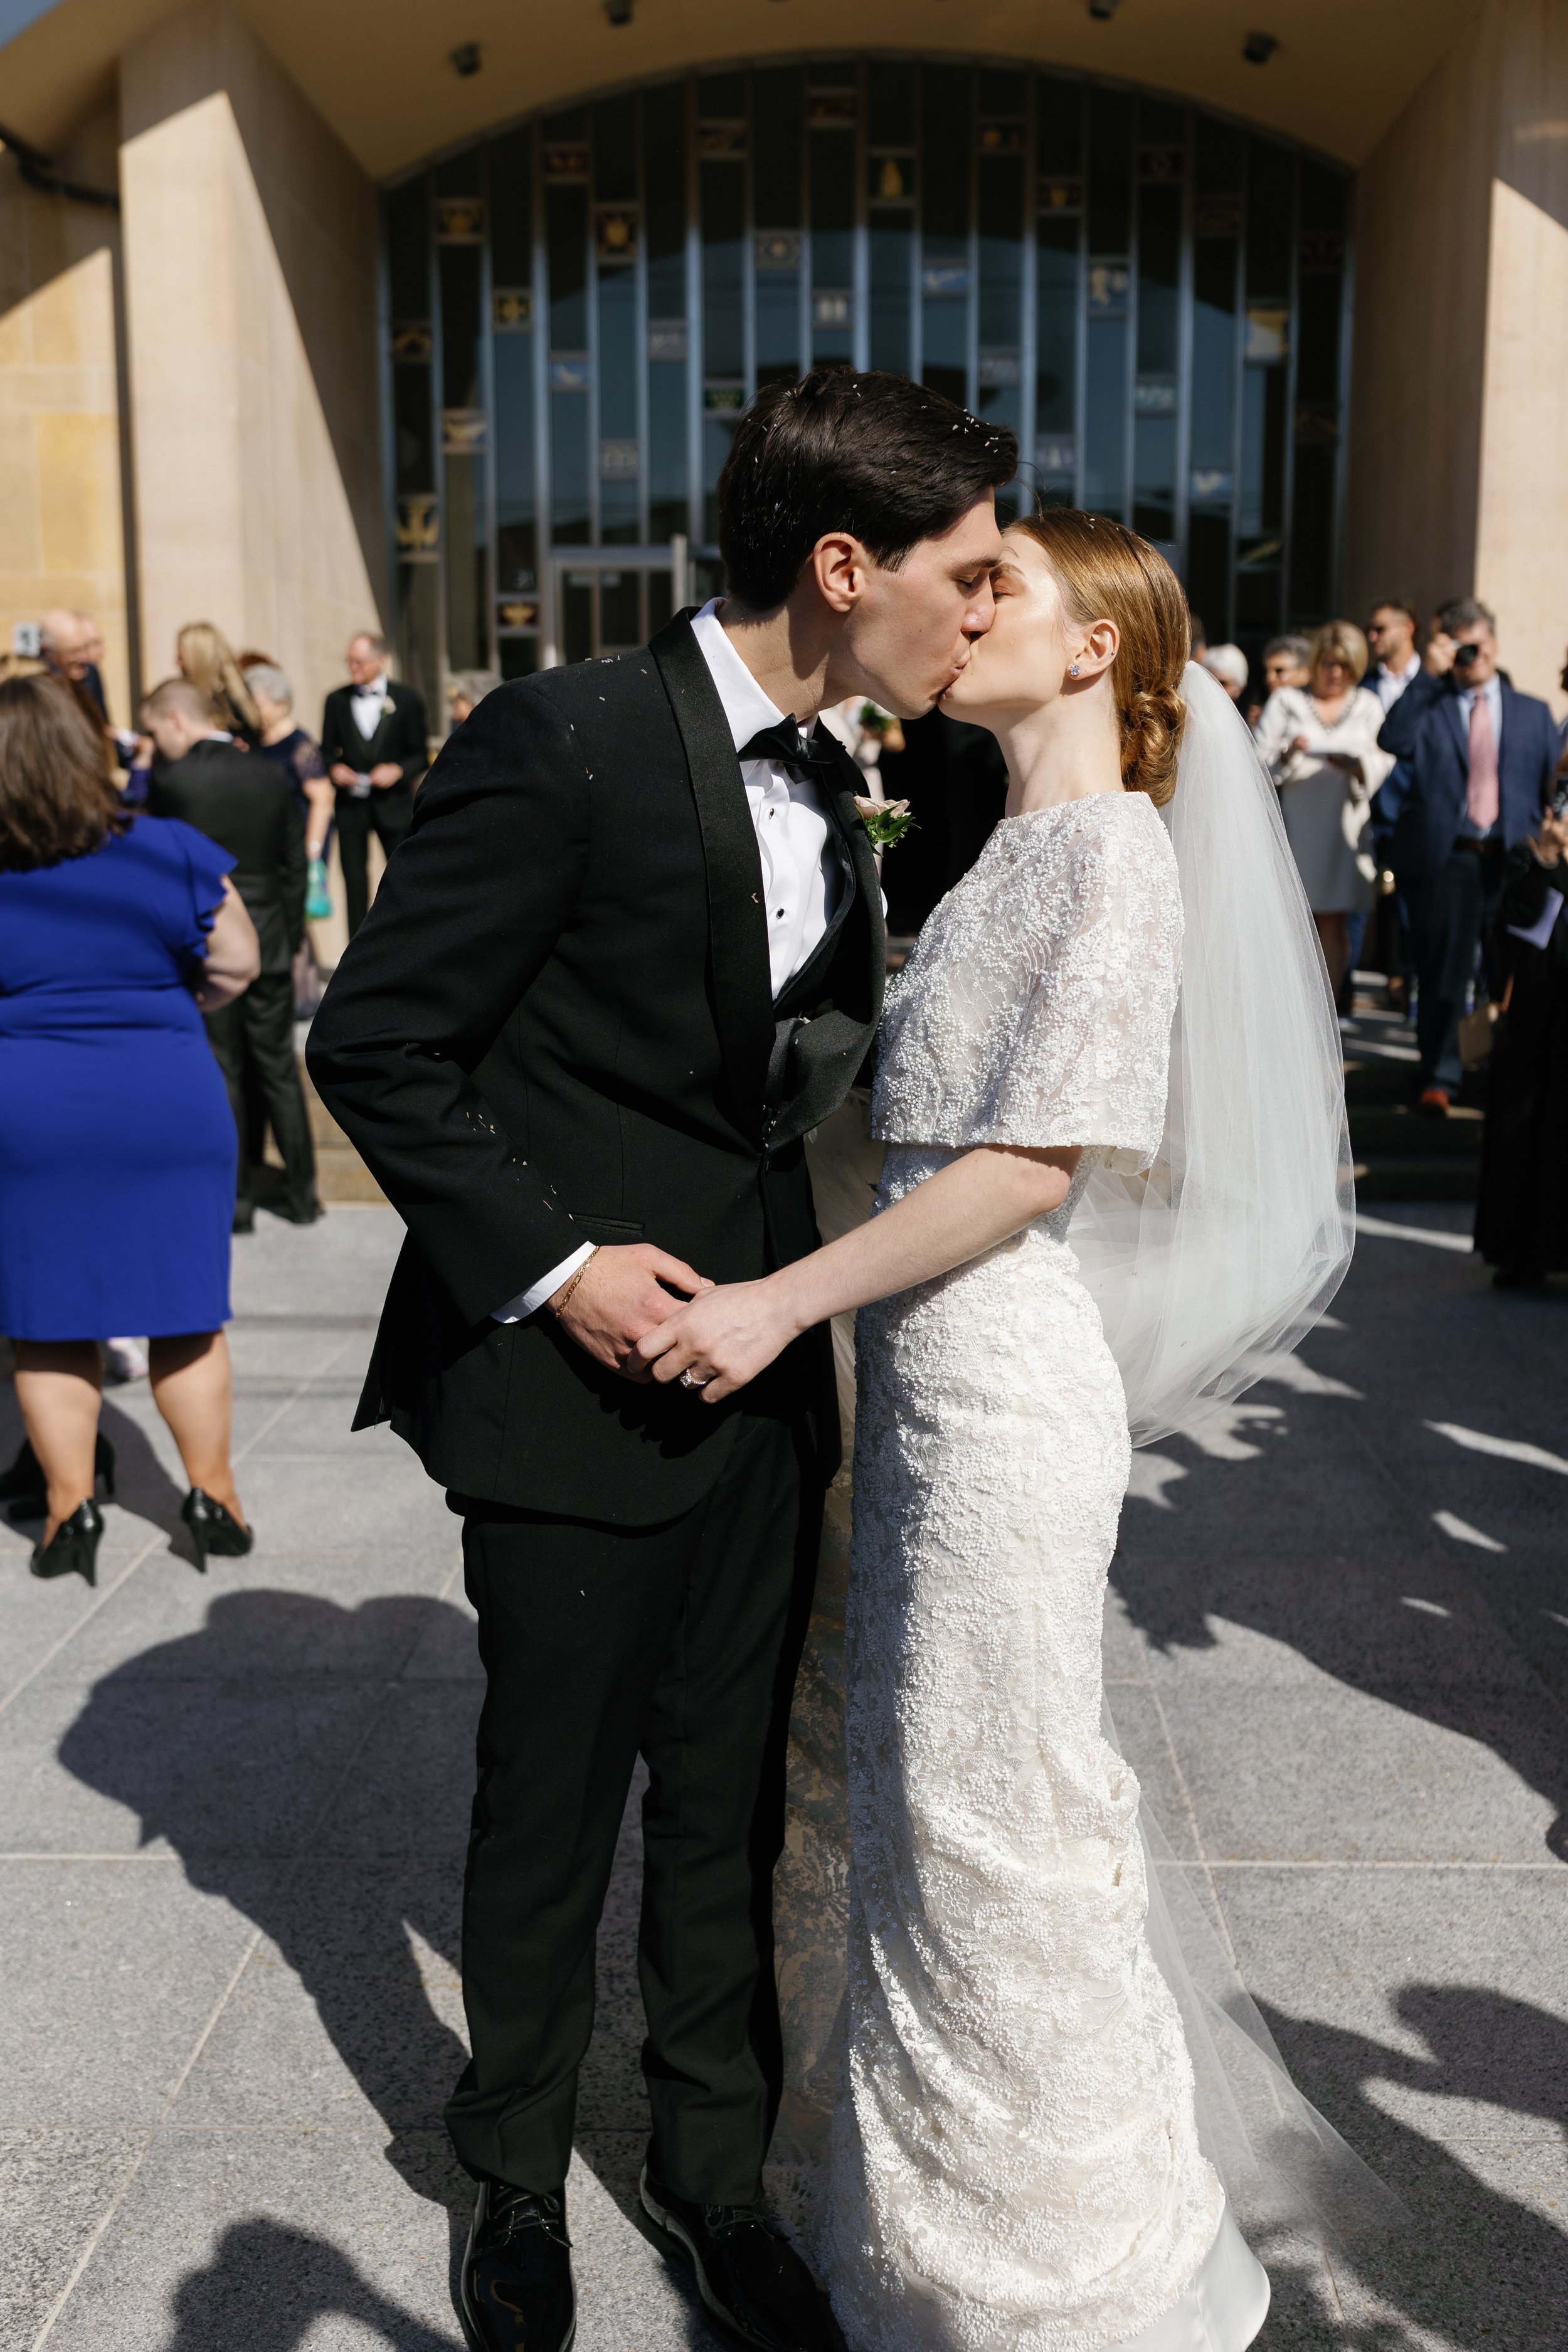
left=308, top=369, right=1015, bottom=2352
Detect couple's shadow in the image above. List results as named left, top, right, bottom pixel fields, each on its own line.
left=54, top=1584, right=720, bottom=2348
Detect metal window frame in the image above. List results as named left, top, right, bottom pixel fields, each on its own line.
left=381, top=56, right=1354, bottom=689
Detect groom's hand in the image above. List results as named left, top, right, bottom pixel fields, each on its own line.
left=549, top=1244, right=712, bottom=1379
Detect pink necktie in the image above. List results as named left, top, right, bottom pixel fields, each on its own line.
left=1467, top=691, right=1500, bottom=832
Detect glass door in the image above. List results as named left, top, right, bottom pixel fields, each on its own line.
left=543, top=537, right=690, bottom=666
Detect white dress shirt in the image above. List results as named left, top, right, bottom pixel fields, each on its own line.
left=494, top=602, right=840, bottom=1322
left=351, top=671, right=391, bottom=738
left=1370, top=652, right=1421, bottom=714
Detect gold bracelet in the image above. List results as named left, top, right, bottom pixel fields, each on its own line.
left=547, top=1246, right=598, bottom=1318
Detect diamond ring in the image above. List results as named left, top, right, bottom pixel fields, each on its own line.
left=679, top=1369, right=710, bottom=1390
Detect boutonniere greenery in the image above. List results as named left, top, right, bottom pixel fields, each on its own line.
left=854, top=796, right=916, bottom=852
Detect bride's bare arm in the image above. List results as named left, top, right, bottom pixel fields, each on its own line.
left=633, top=1142, right=1081, bottom=1400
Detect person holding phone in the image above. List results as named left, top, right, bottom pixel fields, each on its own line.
left=1378, top=598, right=1557, bottom=1115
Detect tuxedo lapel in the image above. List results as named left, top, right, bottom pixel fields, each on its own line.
left=821, top=737, right=885, bottom=946
left=649, top=613, right=775, bottom=1142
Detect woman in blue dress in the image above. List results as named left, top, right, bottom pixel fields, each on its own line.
left=0, top=673, right=262, bottom=1584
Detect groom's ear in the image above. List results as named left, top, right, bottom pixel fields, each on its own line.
left=809, top=532, right=871, bottom=617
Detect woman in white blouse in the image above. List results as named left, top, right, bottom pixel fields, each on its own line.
left=1254, top=620, right=1394, bottom=997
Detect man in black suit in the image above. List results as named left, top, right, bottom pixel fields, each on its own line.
left=309, top=370, right=1015, bottom=2352
left=319, top=633, right=428, bottom=937
left=143, top=677, right=319, bottom=1230
left=1379, top=596, right=1556, bottom=1113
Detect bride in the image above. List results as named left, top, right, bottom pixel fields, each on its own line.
left=637, top=510, right=1367, bottom=2350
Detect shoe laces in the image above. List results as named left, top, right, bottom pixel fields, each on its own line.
left=492, top=2188, right=571, bottom=2249
left=702, top=2201, right=770, bottom=2242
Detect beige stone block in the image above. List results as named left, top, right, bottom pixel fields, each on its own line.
left=120, top=4, right=385, bottom=717
left=36, top=413, right=124, bottom=578
left=0, top=415, right=44, bottom=576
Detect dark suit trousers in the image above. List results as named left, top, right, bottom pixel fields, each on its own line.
left=445, top=1412, right=824, bottom=2201
left=335, top=783, right=415, bottom=938
left=1407, top=845, right=1506, bottom=1090
left=204, top=973, right=318, bottom=1219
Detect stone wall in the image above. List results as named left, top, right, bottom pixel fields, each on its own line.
left=1348, top=0, right=1568, bottom=709
left=118, top=0, right=385, bottom=726
left=0, top=103, right=132, bottom=723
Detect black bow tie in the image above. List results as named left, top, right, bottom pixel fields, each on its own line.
left=738, top=720, right=840, bottom=775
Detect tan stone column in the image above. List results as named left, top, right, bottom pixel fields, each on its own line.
left=0, top=107, right=132, bottom=724
left=1348, top=0, right=1568, bottom=710
left=117, top=0, right=386, bottom=724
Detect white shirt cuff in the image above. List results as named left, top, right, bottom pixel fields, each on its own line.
left=493, top=1242, right=595, bottom=1323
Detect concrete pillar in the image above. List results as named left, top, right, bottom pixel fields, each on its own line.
left=1348, top=0, right=1568, bottom=709
left=0, top=105, right=132, bottom=725
left=117, top=0, right=386, bottom=726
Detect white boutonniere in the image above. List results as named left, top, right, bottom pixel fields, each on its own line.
left=853, top=796, right=916, bottom=852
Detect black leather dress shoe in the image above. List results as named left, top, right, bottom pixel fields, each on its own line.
left=459, top=2179, right=575, bottom=2352
left=640, top=2169, right=846, bottom=2352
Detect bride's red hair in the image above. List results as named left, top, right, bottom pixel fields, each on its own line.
left=1010, top=509, right=1190, bottom=808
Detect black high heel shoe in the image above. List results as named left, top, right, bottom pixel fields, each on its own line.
left=1, top=1433, right=115, bottom=1520
left=31, top=1499, right=105, bottom=1586
left=181, top=1488, right=253, bottom=1572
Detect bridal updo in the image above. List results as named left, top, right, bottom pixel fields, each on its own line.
left=1012, top=509, right=1190, bottom=808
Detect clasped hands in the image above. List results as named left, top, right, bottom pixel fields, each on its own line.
left=546, top=1242, right=795, bottom=1399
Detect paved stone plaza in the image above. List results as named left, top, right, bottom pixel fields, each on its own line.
left=1, top=1202, right=1564, bottom=2351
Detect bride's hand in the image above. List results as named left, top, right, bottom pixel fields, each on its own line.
left=632, top=1277, right=799, bottom=1400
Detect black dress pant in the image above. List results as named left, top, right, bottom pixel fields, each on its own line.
left=204, top=972, right=318, bottom=1220
left=1407, top=843, right=1505, bottom=1091
left=335, top=783, right=414, bottom=938
left=445, top=1412, right=824, bottom=2202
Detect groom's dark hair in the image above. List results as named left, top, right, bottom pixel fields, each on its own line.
left=717, top=369, right=1017, bottom=613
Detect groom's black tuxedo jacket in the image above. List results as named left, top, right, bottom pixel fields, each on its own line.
left=307, top=613, right=885, bottom=1523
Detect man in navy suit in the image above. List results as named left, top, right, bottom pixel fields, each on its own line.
left=1379, top=597, right=1556, bottom=1113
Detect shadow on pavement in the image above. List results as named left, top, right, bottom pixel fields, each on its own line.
left=1257, top=1991, right=1568, bottom=2345
left=159, top=2220, right=458, bottom=2350
left=53, top=1587, right=717, bottom=2344
left=58, top=1592, right=477, bottom=2215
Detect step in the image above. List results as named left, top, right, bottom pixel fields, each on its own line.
left=1342, top=1053, right=1425, bottom=1109
left=1353, top=1157, right=1480, bottom=1205
left=1348, top=1103, right=1485, bottom=1161
left=256, top=1056, right=389, bottom=1206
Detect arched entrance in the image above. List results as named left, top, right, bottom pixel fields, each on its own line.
left=384, top=56, right=1351, bottom=711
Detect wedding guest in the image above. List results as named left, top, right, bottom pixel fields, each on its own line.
left=176, top=620, right=262, bottom=747
left=249, top=661, right=336, bottom=1009
left=1379, top=597, right=1557, bottom=1115
left=0, top=671, right=258, bottom=1584
left=1202, top=642, right=1248, bottom=702
left=1365, top=600, right=1422, bottom=712
left=1474, top=796, right=1568, bottom=1286
left=40, top=608, right=107, bottom=719
left=447, top=669, right=501, bottom=728
left=1255, top=620, right=1393, bottom=1000
left=1188, top=613, right=1209, bottom=666
left=320, top=633, right=428, bottom=938
left=248, top=664, right=334, bottom=867
left=144, top=678, right=320, bottom=1231
left=819, top=695, right=906, bottom=775
left=1246, top=635, right=1310, bottom=729
left=1266, top=633, right=1310, bottom=689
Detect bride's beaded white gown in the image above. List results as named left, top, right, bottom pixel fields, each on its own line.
left=821, top=792, right=1269, bottom=2352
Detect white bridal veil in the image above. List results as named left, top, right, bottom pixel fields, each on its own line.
left=1070, top=659, right=1357, bottom=1447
